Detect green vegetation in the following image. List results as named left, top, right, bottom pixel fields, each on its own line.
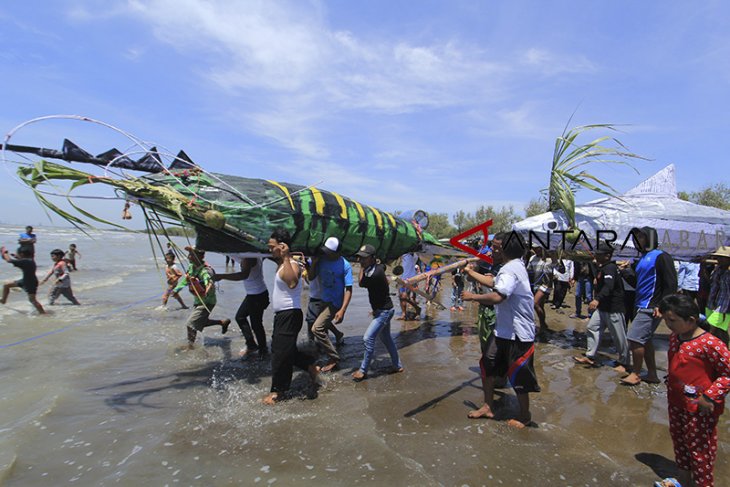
left=524, top=197, right=549, bottom=218
left=425, top=212, right=456, bottom=239
left=678, top=183, right=730, bottom=210
left=546, top=122, right=647, bottom=226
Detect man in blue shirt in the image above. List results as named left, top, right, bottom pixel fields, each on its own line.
left=310, top=237, right=352, bottom=372
left=620, top=227, right=677, bottom=386
left=18, top=226, right=37, bottom=260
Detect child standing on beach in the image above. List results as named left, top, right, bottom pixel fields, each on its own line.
left=162, top=252, right=188, bottom=309
left=64, top=244, right=81, bottom=271
left=659, top=294, right=730, bottom=487
left=1, top=246, right=45, bottom=314
left=41, top=249, right=80, bottom=305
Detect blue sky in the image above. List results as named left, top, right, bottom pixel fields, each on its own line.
left=1, top=1, right=729, bottom=228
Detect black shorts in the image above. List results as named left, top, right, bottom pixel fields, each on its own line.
left=15, top=278, right=38, bottom=295
left=484, top=336, right=540, bottom=393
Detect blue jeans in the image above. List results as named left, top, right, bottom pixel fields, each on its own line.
left=359, top=308, right=402, bottom=374
left=575, top=278, right=593, bottom=316
left=452, top=284, right=463, bottom=307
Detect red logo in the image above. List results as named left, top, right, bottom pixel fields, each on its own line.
left=449, top=220, right=493, bottom=264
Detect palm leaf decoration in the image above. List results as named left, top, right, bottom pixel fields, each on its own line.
left=547, top=121, right=649, bottom=226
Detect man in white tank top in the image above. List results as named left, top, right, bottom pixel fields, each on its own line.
left=263, top=228, right=319, bottom=405
left=215, top=258, right=271, bottom=359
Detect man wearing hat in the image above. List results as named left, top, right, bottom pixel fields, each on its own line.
left=352, top=244, right=403, bottom=381
left=706, top=245, right=730, bottom=345
left=309, top=236, right=352, bottom=372
left=620, top=227, right=677, bottom=385
left=173, top=246, right=231, bottom=348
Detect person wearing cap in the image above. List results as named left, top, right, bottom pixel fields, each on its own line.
left=309, top=236, right=352, bottom=372
left=263, top=228, right=319, bottom=405
left=573, top=243, right=630, bottom=372
left=706, top=246, right=730, bottom=345
left=352, top=244, right=403, bottom=381
left=173, top=246, right=231, bottom=348
left=620, top=226, right=677, bottom=386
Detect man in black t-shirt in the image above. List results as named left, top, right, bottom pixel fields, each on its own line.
left=352, top=244, right=404, bottom=381
left=1, top=246, right=45, bottom=314
left=573, top=245, right=629, bottom=370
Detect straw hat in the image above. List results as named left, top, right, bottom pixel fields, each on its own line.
left=710, top=246, right=730, bottom=259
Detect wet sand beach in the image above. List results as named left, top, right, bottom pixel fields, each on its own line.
left=0, top=227, right=728, bottom=486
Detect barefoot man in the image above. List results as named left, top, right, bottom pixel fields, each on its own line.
left=462, top=232, right=540, bottom=428
left=620, top=227, right=677, bottom=386
left=263, top=228, right=319, bottom=405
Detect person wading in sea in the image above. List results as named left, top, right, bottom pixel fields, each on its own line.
left=263, top=228, right=320, bottom=405
left=308, top=236, right=350, bottom=372
left=215, top=257, right=271, bottom=359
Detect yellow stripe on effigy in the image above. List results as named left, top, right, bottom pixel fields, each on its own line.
left=266, top=180, right=294, bottom=210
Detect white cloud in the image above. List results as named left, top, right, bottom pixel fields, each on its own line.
left=123, top=47, right=145, bottom=61
left=61, top=0, right=601, bottom=212
left=522, top=47, right=598, bottom=76
left=117, top=1, right=508, bottom=110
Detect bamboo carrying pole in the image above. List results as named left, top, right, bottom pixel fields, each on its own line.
left=401, top=257, right=481, bottom=286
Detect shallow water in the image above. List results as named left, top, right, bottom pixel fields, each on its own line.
left=0, top=225, right=727, bottom=486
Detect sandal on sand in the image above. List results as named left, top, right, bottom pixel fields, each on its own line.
left=352, top=370, right=367, bottom=381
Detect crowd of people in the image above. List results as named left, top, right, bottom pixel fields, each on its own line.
left=164, top=224, right=729, bottom=486
left=1, top=226, right=81, bottom=314
left=458, top=227, right=730, bottom=487
left=5, top=222, right=728, bottom=486
left=164, top=230, right=405, bottom=405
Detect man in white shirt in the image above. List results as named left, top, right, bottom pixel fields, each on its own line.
left=215, top=257, right=271, bottom=359
left=462, top=231, right=540, bottom=428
